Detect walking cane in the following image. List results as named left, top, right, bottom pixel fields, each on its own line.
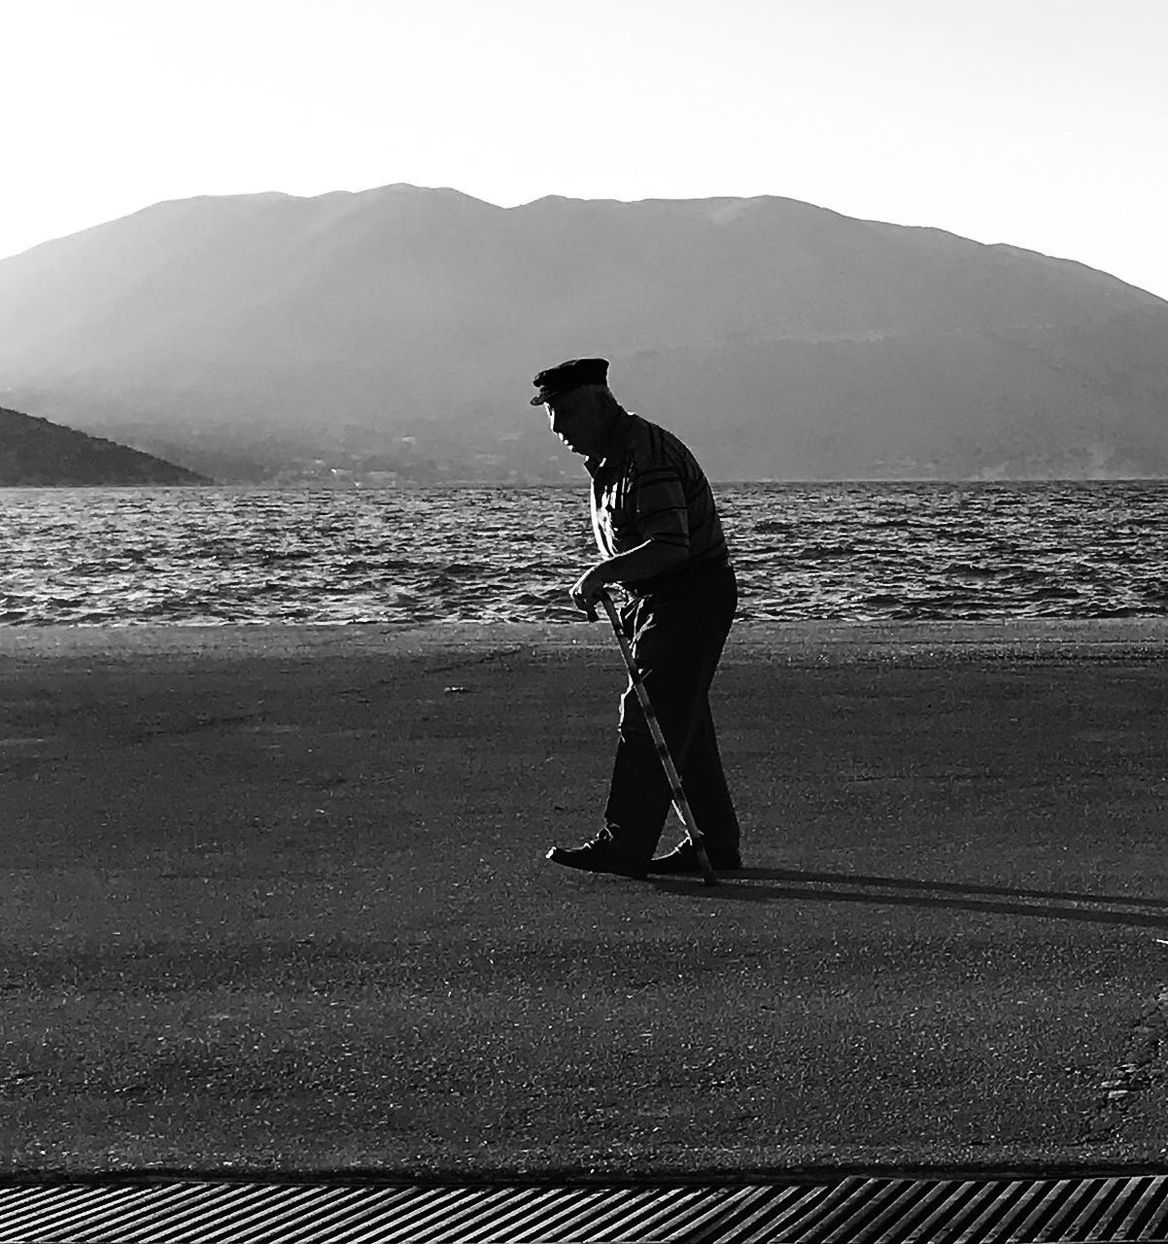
left=597, top=588, right=719, bottom=887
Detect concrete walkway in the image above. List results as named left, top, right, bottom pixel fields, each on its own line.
left=1, top=621, right=1166, bottom=1173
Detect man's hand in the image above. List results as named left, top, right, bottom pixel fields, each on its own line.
left=570, top=564, right=610, bottom=621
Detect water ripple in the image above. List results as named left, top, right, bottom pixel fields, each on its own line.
left=0, top=481, right=1166, bottom=625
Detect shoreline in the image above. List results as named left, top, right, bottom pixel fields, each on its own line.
left=2, top=616, right=1166, bottom=664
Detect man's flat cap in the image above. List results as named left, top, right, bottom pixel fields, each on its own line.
left=530, top=357, right=610, bottom=405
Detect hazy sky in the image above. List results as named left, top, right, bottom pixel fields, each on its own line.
left=4, top=0, right=1167, bottom=297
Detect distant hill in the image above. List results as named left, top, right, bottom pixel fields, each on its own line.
left=0, top=185, right=1166, bottom=481
left=0, top=406, right=210, bottom=485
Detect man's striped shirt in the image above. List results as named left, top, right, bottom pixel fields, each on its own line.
left=585, top=410, right=729, bottom=584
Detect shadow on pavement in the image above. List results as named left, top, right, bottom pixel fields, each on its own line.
left=650, top=867, right=1168, bottom=928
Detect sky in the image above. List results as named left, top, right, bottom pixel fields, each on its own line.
left=3, top=0, right=1167, bottom=298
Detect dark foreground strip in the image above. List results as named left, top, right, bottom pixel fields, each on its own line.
left=2, top=1173, right=1168, bottom=1241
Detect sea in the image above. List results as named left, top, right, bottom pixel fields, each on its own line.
left=2, top=481, right=1166, bottom=626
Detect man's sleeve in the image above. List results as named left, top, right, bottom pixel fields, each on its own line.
left=632, top=465, right=690, bottom=550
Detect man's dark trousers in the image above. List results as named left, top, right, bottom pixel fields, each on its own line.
left=602, top=564, right=740, bottom=862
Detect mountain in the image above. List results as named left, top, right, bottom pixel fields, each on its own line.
left=0, top=406, right=209, bottom=486
left=0, top=185, right=1166, bottom=481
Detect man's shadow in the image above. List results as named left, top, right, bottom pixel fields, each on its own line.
left=651, top=867, right=1168, bottom=929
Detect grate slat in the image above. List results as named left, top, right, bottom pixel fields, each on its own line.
left=233, top=1186, right=384, bottom=1244
left=1032, top=1178, right=1111, bottom=1241
left=443, top=1187, right=564, bottom=1243
left=347, top=1185, right=474, bottom=1241
left=331, top=1187, right=457, bottom=1243
left=882, top=1179, right=981, bottom=1243
left=484, top=1186, right=612, bottom=1242
left=191, top=1184, right=366, bottom=1244
left=0, top=1185, right=91, bottom=1223
left=816, top=1179, right=921, bottom=1243
left=668, top=1185, right=782, bottom=1242
left=1006, top=1178, right=1081, bottom=1242
left=1074, top=1174, right=1144, bottom=1244
left=6, top=1173, right=1168, bottom=1241
left=403, top=1185, right=533, bottom=1242
left=767, top=1175, right=876, bottom=1241
left=1121, top=1175, right=1168, bottom=1240
left=0, top=1184, right=141, bottom=1236
left=954, top=1178, right=1036, bottom=1242
left=867, top=1178, right=971, bottom=1243
left=1093, top=1176, right=1160, bottom=1241
left=116, top=1183, right=298, bottom=1243
left=64, top=1184, right=247, bottom=1242
left=1061, top=1176, right=1128, bottom=1241
left=464, top=1186, right=581, bottom=1242
left=269, top=1186, right=424, bottom=1244
left=741, top=1183, right=861, bottom=1244
left=839, top=1177, right=956, bottom=1243
left=584, top=1185, right=722, bottom=1241
left=518, top=1186, right=665, bottom=1241
left=976, top=1179, right=1062, bottom=1244
left=710, top=1184, right=831, bottom=1244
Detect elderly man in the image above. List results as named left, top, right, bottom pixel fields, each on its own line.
left=535, top=357, right=742, bottom=880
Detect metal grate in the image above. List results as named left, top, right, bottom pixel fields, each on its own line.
left=1, top=1173, right=1168, bottom=1242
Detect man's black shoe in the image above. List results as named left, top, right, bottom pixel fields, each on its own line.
left=647, top=843, right=742, bottom=874
left=546, top=839, right=648, bottom=880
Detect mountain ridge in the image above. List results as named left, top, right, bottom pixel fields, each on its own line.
left=0, top=406, right=211, bottom=486
left=0, top=185, right=1165, bottom=482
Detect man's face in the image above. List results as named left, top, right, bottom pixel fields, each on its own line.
left=544, top=386, right=613, bottom=456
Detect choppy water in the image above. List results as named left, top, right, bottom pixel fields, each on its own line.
left=2, top=482, right=1166, bottom=625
